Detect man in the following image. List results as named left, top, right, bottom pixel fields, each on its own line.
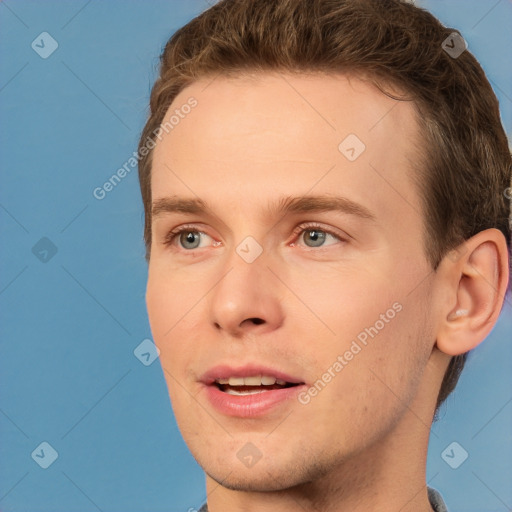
left=137, top=0, right=511, bottom=510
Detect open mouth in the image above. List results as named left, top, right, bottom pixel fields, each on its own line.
left=213, top=376, right=302, bottom=395
left=203, top=371, right=306, bottom=416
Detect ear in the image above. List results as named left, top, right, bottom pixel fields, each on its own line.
left=436, top=228, right=510, bottom=356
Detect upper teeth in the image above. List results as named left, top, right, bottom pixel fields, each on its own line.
left=215, top=376, right=288, bottom=386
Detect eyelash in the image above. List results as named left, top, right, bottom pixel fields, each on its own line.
left=163, top=222, right=346, bottom=250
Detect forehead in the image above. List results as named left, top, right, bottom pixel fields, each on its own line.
left=151, top=72, right=422, bottom=228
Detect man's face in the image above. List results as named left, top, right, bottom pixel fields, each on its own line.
left=147, top=72, right=438, bottom=490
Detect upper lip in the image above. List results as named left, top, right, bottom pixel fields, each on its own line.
left=200, top=364, right=305, bottom=385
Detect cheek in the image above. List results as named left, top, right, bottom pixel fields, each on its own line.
left=339, top=299, right=430, bottom=411
left=146, top=274, right=172, bottom=340
left=146, top=267, right=198, bottom=370
left=146, top=260, right=200, bottom=337
left=285, top=264, right=398, bottom=350
left=318, top=307, right=429, bottom=451
left=146, top=275, right=204, bottom=421
left=301, top=268, right=431, bottom=411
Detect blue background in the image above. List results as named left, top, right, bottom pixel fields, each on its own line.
left=0, top=1, right=510, bottom=511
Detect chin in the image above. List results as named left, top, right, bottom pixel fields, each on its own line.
left=204, top=465, right=305, bottom=492
left=199, top=450, right=336, bottom=493
left=207, top=472, right=284, bottom=492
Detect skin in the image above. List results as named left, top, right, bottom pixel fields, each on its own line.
left=146, top=72, right=509, bottom=512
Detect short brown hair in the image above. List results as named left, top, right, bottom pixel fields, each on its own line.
left=138, top=0, right=512, bottom=414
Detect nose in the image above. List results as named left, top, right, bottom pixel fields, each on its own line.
left=208, top=246, right=285, bottom=338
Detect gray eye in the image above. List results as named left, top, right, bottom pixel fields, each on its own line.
left=303, top=229, right=326, bottom=247
left=180, top=231, right=201, bottom=249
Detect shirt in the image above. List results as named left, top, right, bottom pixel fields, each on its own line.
left=197, top=485, right=448, bottom=511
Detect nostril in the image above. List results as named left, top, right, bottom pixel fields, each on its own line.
left=249, top=318, right=264, bottom=325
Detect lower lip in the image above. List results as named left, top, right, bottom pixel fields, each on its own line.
left=203, top=384, right=307, bottom=418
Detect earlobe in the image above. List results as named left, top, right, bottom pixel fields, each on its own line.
left=436, top=229, right=509, bottom=357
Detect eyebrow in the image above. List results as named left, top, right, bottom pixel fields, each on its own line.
left=152, top=195, right=376, bottom=222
